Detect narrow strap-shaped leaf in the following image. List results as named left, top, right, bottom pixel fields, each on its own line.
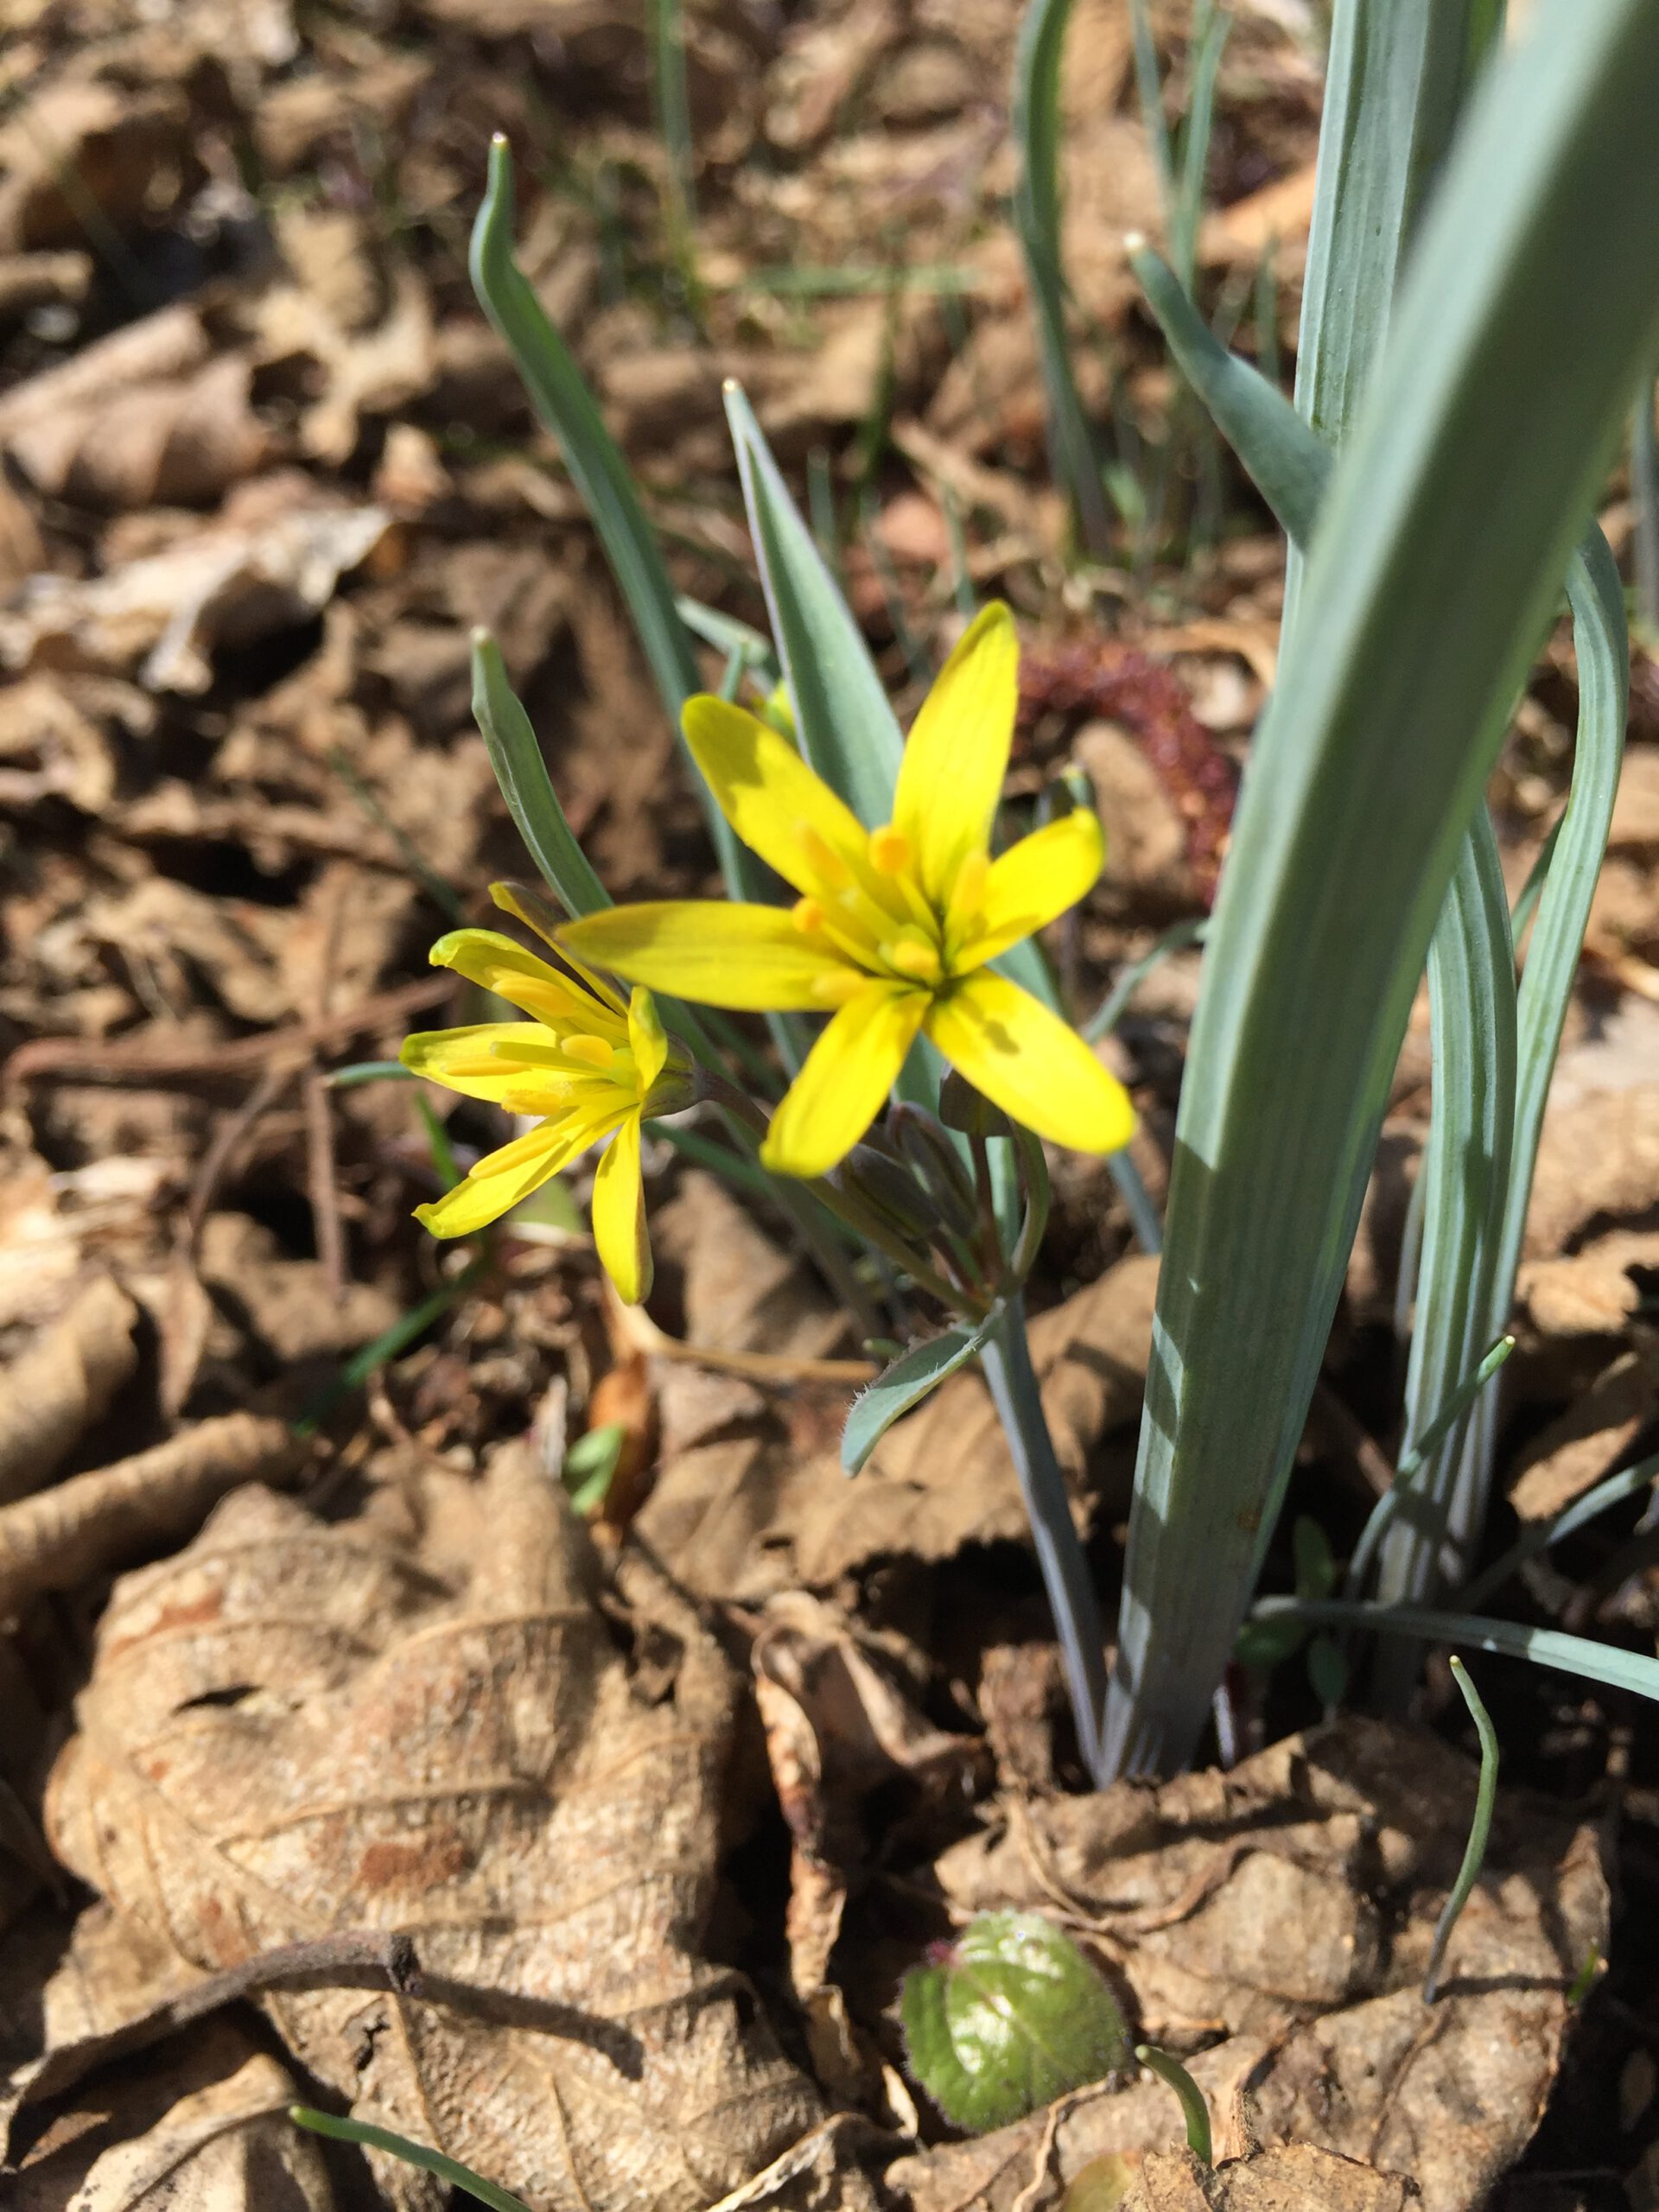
left=1251, top=1597, right=1659, bottom=1707
left=290, top=2109, right=532, bottom=2212
left=471, top=632, right=612, bottom=918
left=721, top=380, right=903, bottom=830
left=1129, top=243, right=1330, bottom=544
left=1103, top=0, right=1659, bottom=1779
left=1373, top=807, right=1516, bottom=1630
left=1446, top=524, right=1630, bottom=1556
left=1012, top=0, right=1112, bottom=555
left=470, top=137, right=755, bottom=901
left=842, top=1306, right=1003, bottom=1475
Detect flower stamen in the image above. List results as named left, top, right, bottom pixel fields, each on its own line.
left=868, top=824, right=912, bottom=875
left=562, top=1033, right=616, bottom=1070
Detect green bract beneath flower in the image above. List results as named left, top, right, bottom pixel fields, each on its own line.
left=560, top=602, right=1136, bottom=1179
left=399, top=885, right=690, bottom=1302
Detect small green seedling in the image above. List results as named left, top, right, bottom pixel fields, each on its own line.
left=901, top=1911, right=1129, bottom=2132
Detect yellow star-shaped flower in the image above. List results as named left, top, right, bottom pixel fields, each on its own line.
left=561, top=602, right=1135, bottom=1178
left=400, top=887, right=690, bottom=1300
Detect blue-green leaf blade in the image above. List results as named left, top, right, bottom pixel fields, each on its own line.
left=842, top=1310, right=1001, bottom=1475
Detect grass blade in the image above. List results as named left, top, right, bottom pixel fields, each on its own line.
left=1251, top=1597, right=1659, bottom=1708
left=721, top=380, right=903, bottom=830
left=289, top=2109, right=531, bottom=2212
left=1423, top=1656, right=1498, bottom=2002
left=1103, top=0, right=1659, bottom=1777
left=1012, top=0, right=1112, bottom=555
left=1128, top=242, right=1328, bottom=543
left=1447, top=528, right=1630, bottom=1559
left=471, top=632, right=612, bottom=918
left=1373, top=810, right=1516, bottom=1632
left=1460, top=1446, right=1659, bottom=1611
left=470, top=137, right=753, bottom=899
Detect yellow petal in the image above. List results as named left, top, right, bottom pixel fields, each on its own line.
left=954, top=808, right=1104, bottom=968
left=414, top=1110, right=619, bottom=1239
left=627, top=987, right=668, bottom=1090
left=683, top=694, right=874, bottom=901
left=761, top=983, right=927, bottom=1179
left=891, top=601, right=1018, bottom=906
left=563, top=901, right=851, bottom=1012
left=401, top=1023, right=555, bottom=1104
left=429, top=928, right=619, bottom=1030
left=591, top=1113, right=652, bottom=1303
left=490, top=883, right=627, bottom=1013
left=925, top=972, right=1135, bottom=1154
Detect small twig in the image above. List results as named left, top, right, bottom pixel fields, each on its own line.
left=187, top=1065, right=295, bottom=1251
left=0, top=1276, right=139, bottom=1504
left=607, top=1283, right=875, bottom=1385
left=4, top=976, right=452, bottom=1089
left=1424, top=1655, right=1499, bottom=2002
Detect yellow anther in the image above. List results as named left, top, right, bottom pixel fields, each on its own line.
left=792, top=896, right=826, bottom=933
left=868, top=824, right=912, bottom=875
left=884, top=936, right=942, bottom=984
left=563, top=1033, right=616, bottom=1070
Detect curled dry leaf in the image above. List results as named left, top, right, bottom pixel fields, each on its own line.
left=753, top=1592, right=986, bottom=2107
left=1507, top=1348, right=1657, bottom=1523
left=890, top=1718, right=1605, bottom=2212
left=0, top=474, right=391, bottom=692
left=3, top=349, right=269, bottom=511
left=0, top=1275, right=137, bottom=1505
left=0, top=1413, right=302, bottom=1620
left=42, top=1450, right=823, bottom=2212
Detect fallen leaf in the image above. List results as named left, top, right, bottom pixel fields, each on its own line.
left=43, top=1452, right=823, bottom=2212
left=0, top=83, right=192, bottom=253
left=1507, top=1349, right=1656, bottom=1522
left=0, top=1274, right=138, bottom=1505
left=1118, top=2141, right=1415, bottom=2212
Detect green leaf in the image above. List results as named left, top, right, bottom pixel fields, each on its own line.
left=1104, top=0, right=1659, bottom=1777
left=1011, top=0, right=1111, bottom=554
left=1128, top=244, right=1329, bottom=544
left=1374, top=811, right=1516, bottom=1633
left=289, top=2108, right=532, bottom=2212
left=842, top=1311, right=1002, bottom=1475
left=469, top=137, right=753, bottom=901
left=901, top=1912, right=1129, bottom=2133
left=1253, top=1597, right=1659, bottom=1708
left=471, top=631, right=611, bottom=918
left=721, top=381, right=903, bottom=832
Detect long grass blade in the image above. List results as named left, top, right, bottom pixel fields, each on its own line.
left=1373, top=810, right=1516, bottom=1634
left=1012, top=0, right=1112, bottom=555
left=1423, top=1656, right=1498, bottom=2003
left=471, top=632, right=612, bottom=918
left=1103, top=0, right=1659, bottom=1777
left=1251, top=1597, right=1659, bottom=1708
left=289, top=2109, right=531, bottom=2212
left=1446, top=529, right=1630, bottom=1560
left=1460, top=1446, right=1659, bottom=1611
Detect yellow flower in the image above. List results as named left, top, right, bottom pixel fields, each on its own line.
left=561, top=603, right=1135, bottom=1179
left=400, top=886, right=690, bottom=1301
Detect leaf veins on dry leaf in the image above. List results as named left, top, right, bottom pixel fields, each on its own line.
left=24, top=1447, right=823, bottom=2212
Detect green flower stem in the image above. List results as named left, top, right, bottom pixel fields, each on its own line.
left=1424, top=1655, right=1498, bottom=2002
left=697, top=1070, right=973, bottom=1316
left=980, top=1294, right=1109, bottom=1783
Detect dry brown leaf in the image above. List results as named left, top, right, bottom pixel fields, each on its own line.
left=753, top=1593, right=986, bottom=2106
left=0, top=1414, right=302, bottom=1619
left=1507, top=1350, right=1657, bottom=1522
left=1516, top=1229, right=1659, bottom=1338
left=16, top=2044, right=335, bottom=2212
left=0, top=82, right=191, bottom=253
left=3, top=349, right=269, bottom=510
left=0, top=250, right=92, bottom=321
left=0, top=1274, right=137, bottom=1505
left=891, top=1718, right=1605, bottom=2212
left=43, top=1453, right=823, bottom=2212
left=637, top=1250, right=1156, bottom=1605
left=1118, top=2142, right=1415, bottom=2212
left=0, top=471, right=44, bottom=591
left=0, top=474, right=391, bottom=691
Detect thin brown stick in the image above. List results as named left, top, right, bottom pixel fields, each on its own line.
left=187, top=1064, right=295, bottom=1251
left=4, top=974, right=451, bottom=1089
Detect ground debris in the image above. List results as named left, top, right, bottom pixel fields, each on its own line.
left=0, top=1275, right=138, bottom=1504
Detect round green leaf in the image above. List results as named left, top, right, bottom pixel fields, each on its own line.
left=900, top=1911, right=1129, bottom=2133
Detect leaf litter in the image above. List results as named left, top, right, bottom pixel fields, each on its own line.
left=0, top=0, right=1657, bottom=2204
